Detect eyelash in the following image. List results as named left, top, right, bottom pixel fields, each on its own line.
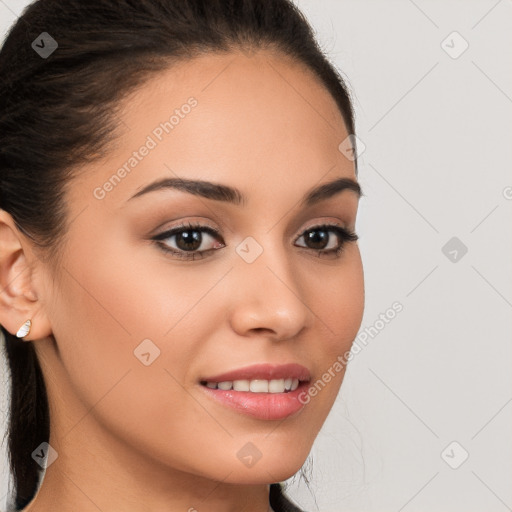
left=152, top=221, right=358, bottom=261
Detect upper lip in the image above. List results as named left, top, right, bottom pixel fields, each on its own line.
left=200, top=363, right=311, bottom=383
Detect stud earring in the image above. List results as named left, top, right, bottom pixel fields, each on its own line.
left=16, top=319, right=32, bottom=338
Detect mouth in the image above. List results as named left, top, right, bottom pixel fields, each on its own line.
left=198, top=379, right=311, bottom=421
left=197, top=363, right=312, bottom=421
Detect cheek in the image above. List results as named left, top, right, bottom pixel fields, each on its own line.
left=52, top=235, right=231, bottom=388
left=49, top=248, right=231, bottom=473
left=299, top=248, right=364, bottom=406
left=310, top=246, right=365, bottom=350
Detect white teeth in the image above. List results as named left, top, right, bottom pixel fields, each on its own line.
left=203, top=378, right=301, bottom=393
left=250, top=379, right=268, bottom=393
left=268, top=379, right=285, bottom=393
left=233, top=379, right=250, bottom=391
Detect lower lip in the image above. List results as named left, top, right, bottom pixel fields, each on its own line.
left=199, top=381, right=310, bottom=420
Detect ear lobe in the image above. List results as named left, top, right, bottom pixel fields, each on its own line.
left=0, top=209, right=53, bottom=341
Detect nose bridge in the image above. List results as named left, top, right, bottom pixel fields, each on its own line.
left=228, top=233, right=311, bottom=339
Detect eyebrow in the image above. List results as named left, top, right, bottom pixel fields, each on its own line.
left=127, top=176, right=362, bottom=207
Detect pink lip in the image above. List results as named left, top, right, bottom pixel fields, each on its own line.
left=199, top=380, right=310, bottom=420
left=198, top=363, right=312, bottom=421
left=200, top=363, right=311, bottom=383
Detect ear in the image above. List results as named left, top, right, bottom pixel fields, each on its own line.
left=0, top=209, right=53, bottom=341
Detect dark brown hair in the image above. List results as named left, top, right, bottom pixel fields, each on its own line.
left=0, top=0, right=357, bottom=510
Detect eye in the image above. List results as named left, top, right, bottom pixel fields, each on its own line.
left=294, top=223, right=358, bottom=258
left=152, top=221, right=225, bottom=261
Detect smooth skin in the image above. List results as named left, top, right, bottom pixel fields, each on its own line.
left=0, top=50, right=364, bottom=512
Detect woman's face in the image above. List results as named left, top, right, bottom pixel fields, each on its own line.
left=34, top=51, right=364, bottom=486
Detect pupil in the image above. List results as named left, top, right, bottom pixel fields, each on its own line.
left=177, top=230, right=201, bottom=251
left=306, top=229, right=328, bottom=250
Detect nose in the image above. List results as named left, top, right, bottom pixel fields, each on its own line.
left=228, top=245, right=312, bottom=341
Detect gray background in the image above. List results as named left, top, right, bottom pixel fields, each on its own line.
left=1, top=0, right=511, bottom=510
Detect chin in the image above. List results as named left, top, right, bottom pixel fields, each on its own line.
left=227, top=447, right=310, bottom=485
left=218, top=463, right=306, bottom=486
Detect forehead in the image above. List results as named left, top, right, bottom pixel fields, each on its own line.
left=70, top=51, right=355, bottom=209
